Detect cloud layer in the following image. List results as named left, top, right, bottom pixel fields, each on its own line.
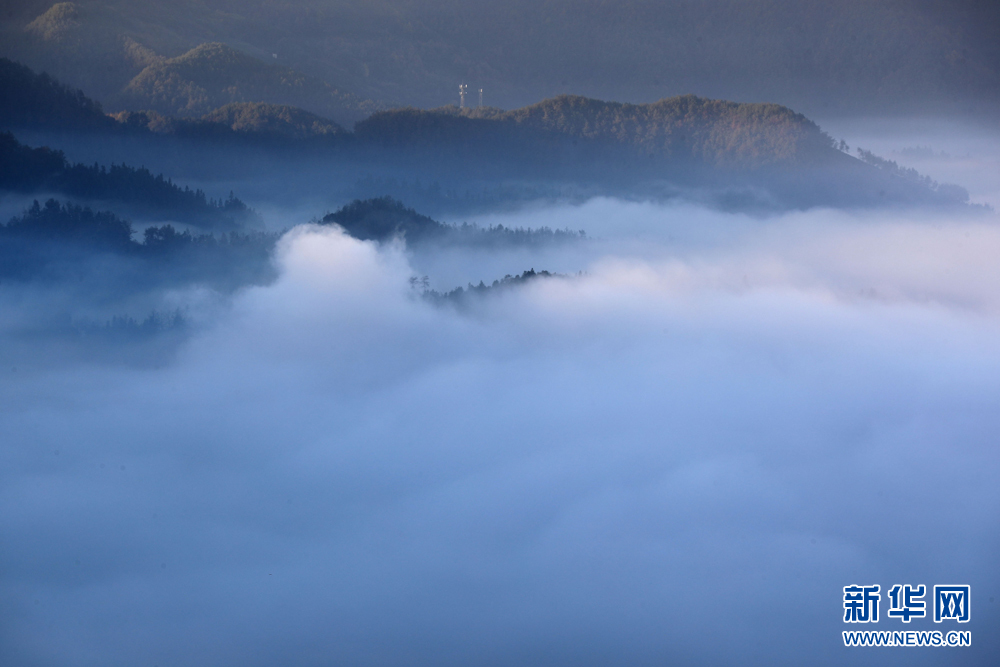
left=2, top=206, right=999, bottom=666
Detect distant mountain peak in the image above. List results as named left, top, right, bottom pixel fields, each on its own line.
left=24, top=2, right=81, bottom=42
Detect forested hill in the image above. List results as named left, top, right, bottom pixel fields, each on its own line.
left=0, top=57, right=116, bottom=131
left=0, top=132, right=258, bottom=228
left=113, top=103, right=346, bottom=141
left=1, top=58, right=346, bottom=141
left=200, top=103, right=345, bottom=138
left=120, top=42, right=387, bottom=127
left=357, top=95, right=840, bottom=167
left=504, top=96, right=833, bottom=165
left=0, top=199, right=277, bottom=289
left=322, top=197, right=585, bottom=247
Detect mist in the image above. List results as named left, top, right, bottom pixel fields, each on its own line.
left=819, top=116, right=1000, bottom=209
left=2, top=195, right=998, bottom=666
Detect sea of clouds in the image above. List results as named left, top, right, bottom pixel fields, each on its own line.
left=1, top=198, right=999, bottom=666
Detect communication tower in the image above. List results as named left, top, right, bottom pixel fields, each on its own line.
left=459, top=84, right=468, bottom=108
left=478, top=88, right=483, bottom=107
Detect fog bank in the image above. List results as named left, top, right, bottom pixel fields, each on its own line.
left=2, top=202, right=999, bottom=666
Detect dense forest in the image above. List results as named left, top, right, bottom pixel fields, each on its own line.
left=0, top=198, right=277, bottom=287
left=421, top=268, right=561, bottom=307
left=112, top=103, right=345, bottom=141
left=322, top=196, right=585, bottom=247
left=0, top=131, right=259, bottom=227
left=0, top=55, right=115, bottom=130
left=365, top=95, right=837, bottom=167
left=855, top=148, right=970, bottom=203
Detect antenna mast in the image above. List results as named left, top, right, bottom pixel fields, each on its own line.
left=459, top=84, right=468, bottom=109
left=478, top=88, right=483, bottom=107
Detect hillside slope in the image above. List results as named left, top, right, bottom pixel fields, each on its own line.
left=0, top=57, right=348, bottom=142
left=200, top=103, right=345, bottom=138
left=358, top=94, right=838, bottom=168
left=0, top=56, right=115, bottom=131
left=1, top=3, right=390, bottom=126
left=496, top=95, right=832, bottom=165
left=0, top=131, right=259, bottom=228
left=121, top=43, right=383, bottom=127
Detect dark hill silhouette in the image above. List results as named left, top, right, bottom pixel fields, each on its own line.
left=0, top=57, right=115, bottom=131
left=322, top=196, right=445, bottom=243
left=0, top=198, right=277, bottom=288
left=2, top=197, right=133, bottom=250
left=423, top=269, right=561, bottom=308
left=321, top=197, right=585, bottom=247
left=0, top=58, right=346, bottom=144
left=0, top=132, right=258, bottom=228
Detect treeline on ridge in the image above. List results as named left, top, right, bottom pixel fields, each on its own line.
left=0, top=131, right=258, bottom=228
left=321, top=197, right=585, bottom=247
left=421, top=268, right=562, bottom=307
left=0, top=198, right=277, bottom=287
left=363, top=95, right=839, bottom=167
left=0, top=58, right=346, bottom=144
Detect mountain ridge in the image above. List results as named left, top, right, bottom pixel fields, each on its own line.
left=121, top=42, right=386, bottom=127
left=440, top=95, right=834, bottom=166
